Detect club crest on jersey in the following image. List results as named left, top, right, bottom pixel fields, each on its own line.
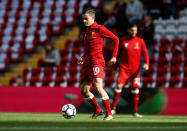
left=134, top=42, right=140, bottom=49
left=124, top=43, right=128, bottom=48
left=89, top=31, right=96, bottom=39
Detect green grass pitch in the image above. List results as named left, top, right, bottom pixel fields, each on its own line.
left=0, top=112, right=187, bottom=131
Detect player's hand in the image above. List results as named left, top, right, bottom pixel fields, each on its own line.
left=143, top=64, right=149, bottom=70
left=77, top=58, right=84, bottom=64
left=108, top=57, right=117, bottom=66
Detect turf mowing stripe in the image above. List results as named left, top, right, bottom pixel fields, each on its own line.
left=0, top=126, right=187, bottom=130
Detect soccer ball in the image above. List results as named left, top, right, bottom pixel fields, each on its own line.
left=61, top=104, right=76, bottom=119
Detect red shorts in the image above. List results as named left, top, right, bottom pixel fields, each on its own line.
left=80, top=64, right=105, bottom=84
left=117, top=68, right=140, bottom=88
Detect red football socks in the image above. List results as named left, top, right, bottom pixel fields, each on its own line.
left=112, top=92, right=121, bottom=108
left=112, top=88, right=122, bottom=108
left=88, top=96, right=101, bottom=113
left=102, top=97, right=112, bottom=116
left=131, top=89, right=139, bottom=112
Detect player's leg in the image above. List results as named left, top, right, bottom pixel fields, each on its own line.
left=111, top=83, right=123, bottom=114
left=111, top=69, right=127, bottom=114
left=131, top=74, right=142, bottom=118
left=93, top=77, right=113, bottom=120
left=80, top=80, right=102, bottom=119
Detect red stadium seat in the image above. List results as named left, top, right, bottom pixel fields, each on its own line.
left=60, top=56, right=68, bottom=67
left=184, top=58, right=187, bottom=67
left=171, top=57, right=182, bottom=66
left=56, top=67, right=66, bottom=77
left=184, top=47, right=187, bottom=58
left=67, top=76, right=77, bottom=87
left=172, top=38, right=184, bottom=47
left=157, top=57, right=169, bottom=67
left=68, top=66, right=77, bottom=77
left=157, top=65, right=168, bottom=78
left=9, top=77, right=16, bottom=86
left=42, top=76, right=52, bottom=87
left=72, top=47, right=81, bottom=55
left=55, top=76, right=64, bottom=87
left=142, top=77, right=153, bottom=88
left=70, top=55, right=78, bottom=66
left=160, top=38, right=171, bottom=47
left=29, top=76, right=39, bottom=86
left=59, top=49, right=69, bottom=56
left=156, top=75, right=167, bottom=88
left=171, top=45, right=183, bottom=58
left=149, top=57, right=156, bottom=66
left=43, top=67, right=53, bottom=76
left=32, top=67, right=41, bottom=77
left=142, top=65, right=154, bottom=77
left=183, top=77, right=187, bottom=87
left=183, top=67, right=187, bottom=78
left=169, top=75, right=180, bottom=88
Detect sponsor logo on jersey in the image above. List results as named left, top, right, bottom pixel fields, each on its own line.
left=134, top=42, right=140, bottom=49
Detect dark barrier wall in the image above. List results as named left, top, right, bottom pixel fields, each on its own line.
left=78, top=88, right=187, bottom=115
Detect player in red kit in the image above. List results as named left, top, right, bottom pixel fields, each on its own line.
left=77, top=9, right=119, bottom=120
left=111, top=24, right=149, bottom=118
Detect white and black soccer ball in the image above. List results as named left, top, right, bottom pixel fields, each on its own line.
left=61, top=104, right=76, bottom=119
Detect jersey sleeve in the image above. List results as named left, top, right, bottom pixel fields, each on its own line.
left=99, top=25, right=119, bottom=58
left=141, top=39, right=149, bottom=65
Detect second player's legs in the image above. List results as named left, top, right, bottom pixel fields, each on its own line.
left=112, top=83, right=123, bottom=110
left=131, top=77, right=142, bottom=118
left=112, top=70, right=128, bottom=113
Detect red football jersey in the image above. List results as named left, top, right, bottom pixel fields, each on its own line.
left=119, top=36, right=149, bottom=73
left=82, top=22, right=119, bottom=65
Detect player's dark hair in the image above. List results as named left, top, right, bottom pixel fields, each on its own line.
left=128, top=24, right=138, bottom=29
left=82, top=9, right=95, bottom=17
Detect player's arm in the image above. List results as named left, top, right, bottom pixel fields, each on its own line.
left=99, top=26, right=119, bottom=64
left=141, top=39, right=149, bottom=70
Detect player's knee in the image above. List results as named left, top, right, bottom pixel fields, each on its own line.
left=80, top=88, right=89, bottom=97
left=80, top=83, right=90, bottom=97
left=117, top=84, right=123, bottom=89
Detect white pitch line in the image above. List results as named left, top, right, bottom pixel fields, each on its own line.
left=0, top=126, right=187, bottom=130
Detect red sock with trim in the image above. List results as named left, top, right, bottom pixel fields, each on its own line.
left=87, top=96, right=101, bottom=113
left=102, top=97, right=112, bottom=116
left=112, top=88, right=122, bottom=109
left=112, top=92, right=121, bottom=108
left=131, top=90, right=139, bottom=112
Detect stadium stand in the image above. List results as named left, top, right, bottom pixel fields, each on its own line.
left=0, top=0, right=103, bottom=86
left=0, top=0, right=187, bottom=88
left=142, top=7, right=187, bottom=88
